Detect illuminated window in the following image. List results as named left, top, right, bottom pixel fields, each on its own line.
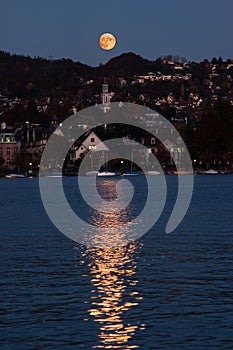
left=88, top=145, right=96, bottom=150
left=151, top=137, right=156, bottom=145
left=6, top=158, right=10, bottom=165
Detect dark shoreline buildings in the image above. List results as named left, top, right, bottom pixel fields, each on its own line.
left=0, top=52, right=233, bottom=175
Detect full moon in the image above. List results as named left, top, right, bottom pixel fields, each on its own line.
left=99, top=33, right=116, bottom=51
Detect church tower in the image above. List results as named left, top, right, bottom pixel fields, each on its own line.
left=101, top=80, right=112, bottom=106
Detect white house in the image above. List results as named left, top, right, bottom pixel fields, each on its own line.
left=73, top=131, right=109, bottom=160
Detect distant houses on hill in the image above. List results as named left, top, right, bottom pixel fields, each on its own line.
left=0, top=56, right=233, bottom=175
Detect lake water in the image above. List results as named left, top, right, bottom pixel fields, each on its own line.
left=0, top=175, right=233, bottom=349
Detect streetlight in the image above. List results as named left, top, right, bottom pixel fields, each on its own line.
left=120, top=160, right=124, bottom=174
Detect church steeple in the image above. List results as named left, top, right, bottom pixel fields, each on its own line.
left=101, top=79, right=111, bottom=106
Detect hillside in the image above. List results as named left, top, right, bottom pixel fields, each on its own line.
left=0, top=51, right=179, bottom=97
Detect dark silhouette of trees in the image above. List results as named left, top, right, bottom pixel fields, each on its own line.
left=211, top=57, right=217, bottom=65
left=194, top=100, right=233, bottom=166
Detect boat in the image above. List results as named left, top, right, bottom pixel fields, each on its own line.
left=43, top=173, right=63, bottom=178
left=173, top=171, right=193, bottom=175
left=97, top=171, right=116, bottom=177
left=123, top=171, right=142, bottom=176
left=94, top=150, right=116, bottom=176
left=146, top=170, right=161, bottom=175
left=5, top=174, right=26, bottom=178
left=205, top=169, right=219, bottom=175
left=85, top=171, right=98, bottom=176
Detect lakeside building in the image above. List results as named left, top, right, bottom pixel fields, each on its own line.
left=0, top=74, right=232, bottom=174
left=0, top=125, right=19, bottom=170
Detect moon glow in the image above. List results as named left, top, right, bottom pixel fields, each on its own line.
left=99, top=33, right=116, bottom=51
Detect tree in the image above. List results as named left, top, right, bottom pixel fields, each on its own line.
left=26, top=98, right=40, bottom=122
left=156, top=144, right=171, bottom=164
left=5, top=103, right=26, bottom=125
left=194, top=101, right=233, bottom=165
left=211, top=57, right=217, bottom=65
left=163, top=54, right=173, bottom=62
left=174, top=55, right=180, bottom=63
left=181, top=57, right=187, bottom=64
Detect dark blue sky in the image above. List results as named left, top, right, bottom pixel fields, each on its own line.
left=1, top=0, right=232, bottom=66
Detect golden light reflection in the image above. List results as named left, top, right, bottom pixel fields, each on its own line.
left=77, top=179, right=146, bottom=348
left=83, top=178, right=137, bottom=248
left=82, top=241, right=145, bottom=349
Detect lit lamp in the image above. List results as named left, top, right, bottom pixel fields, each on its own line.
left=120, top=160, right=124, bottom=174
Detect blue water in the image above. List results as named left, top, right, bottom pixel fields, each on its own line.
left=0, top=175, right=233, bottom=349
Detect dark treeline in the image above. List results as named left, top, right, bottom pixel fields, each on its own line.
left=1, top=50, right=232, bottom=98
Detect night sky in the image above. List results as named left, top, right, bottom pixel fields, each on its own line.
left=1, top=0, right=232, bottom=66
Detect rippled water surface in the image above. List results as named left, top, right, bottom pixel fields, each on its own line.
left=0, top=175, right=233, bottom=349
